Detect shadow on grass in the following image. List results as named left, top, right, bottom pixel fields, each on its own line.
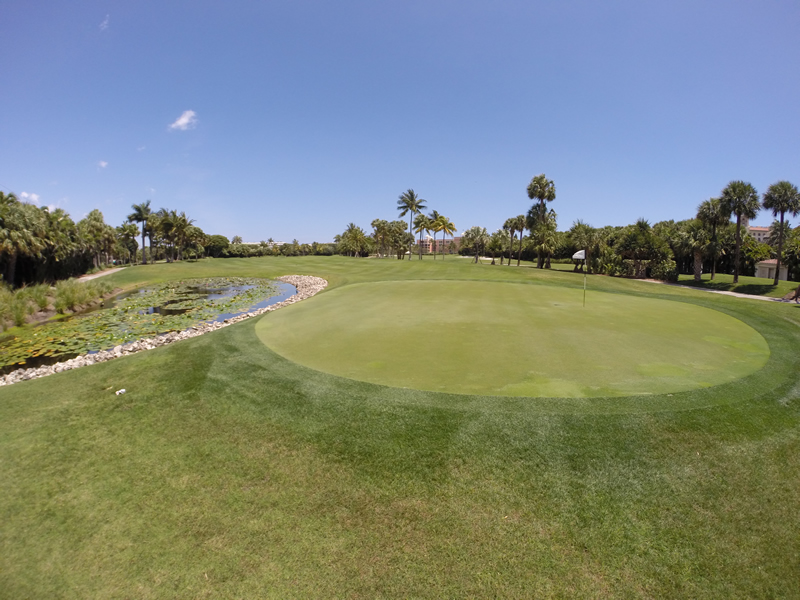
left=733, top=284, right=782, bottom=296
left=680, top=279, right=781, bottom=297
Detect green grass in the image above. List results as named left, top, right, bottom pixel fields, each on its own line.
left=258, top=279, right=768, bottom=397
left=677, top=272, right=798, bottom=298
left=2, top=256, right=800, bottom=598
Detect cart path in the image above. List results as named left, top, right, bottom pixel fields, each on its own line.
left=78, top=267, right=126, bottom=281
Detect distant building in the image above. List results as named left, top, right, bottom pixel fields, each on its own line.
left=746, top=225, right=770, bottom=244
left=416, top=236, right=461, bottom=254
left=755, top=259, right=788, bottom=281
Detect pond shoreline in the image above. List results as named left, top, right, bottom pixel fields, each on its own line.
left=0, top=275, right=327, bottom=388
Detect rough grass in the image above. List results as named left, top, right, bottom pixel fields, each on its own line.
left=1, top=256, right=799, bottom=598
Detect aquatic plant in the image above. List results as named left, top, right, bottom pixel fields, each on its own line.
left=54, top=279, right=101, bottom=313
left=27, top=284, right=52, bottom=311
left=10, top=294, right=32, bottom=327
left=0, top=277, right=280, bottom=369
left=0, top=287, right=14, bottom=331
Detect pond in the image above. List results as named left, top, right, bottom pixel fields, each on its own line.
left=0, top=278, right=294, bottom=374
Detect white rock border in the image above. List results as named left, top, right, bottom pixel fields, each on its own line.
left=0, top=275, right=327, bottom=388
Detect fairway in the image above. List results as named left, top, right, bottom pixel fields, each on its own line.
left=3, top=258, right=800, bottom=598
left=257, top=280, right=769, bottom=397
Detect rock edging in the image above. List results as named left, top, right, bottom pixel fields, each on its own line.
left=0, top=275, right=327, bottom=388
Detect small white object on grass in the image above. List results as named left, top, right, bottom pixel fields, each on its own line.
left=115, top=389, right=126, bottom=395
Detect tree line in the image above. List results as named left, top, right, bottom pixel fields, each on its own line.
left=334, top=177, right=800, bottom=283
left=0, top=193, right=221, bottom=287
left=334, top=189, right=457, bottom=259
left=4, top=175, right=797, bottom=288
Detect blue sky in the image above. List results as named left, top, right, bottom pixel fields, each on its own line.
left=2, top=1, right=798, bottom=242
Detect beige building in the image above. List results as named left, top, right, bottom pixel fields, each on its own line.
left=755, top=259, right=788, bottom=281
left=416, top=236, right=460, bottom=254
left=746, top=224, right=770, bottom=243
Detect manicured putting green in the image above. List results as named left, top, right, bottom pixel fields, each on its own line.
left=256, top=280, right=769, bottom=397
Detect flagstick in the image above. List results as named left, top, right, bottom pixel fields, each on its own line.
left=583, top=264, right=586, bottom=308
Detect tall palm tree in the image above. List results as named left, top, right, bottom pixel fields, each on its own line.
left=396, top=189, right=426, bottom=260
left=128, top=200, right=152, bottom=265
left=413, top=213, right=431, bottom=260
left=502, top=217, right=517, bottom=265
left=530, top=209, right=558, bottom=268
left=437, top=216, right=456, bottom=259
left=762, top=181, right=800, bottom=285
left=427, top=210, right=441, bottom=260
left=527, top=174, right=556, bottom=226
left=696, top=198, right=731, bottom=280
left=720, top=181, right=760, bottom=284
left=513, top=214, right=526, bottom=266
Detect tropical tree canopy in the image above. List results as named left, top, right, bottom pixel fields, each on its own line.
left=397, top=189, right=427, bottom=255
left=762, top=181, right=800, bottom=284
left=526, top=174, right=556, bottom=227
left=128, top=200, right=152, bottom=265
left=696, top=197, right=731, bottom=280
left=720, top=180, right=760, bottom=284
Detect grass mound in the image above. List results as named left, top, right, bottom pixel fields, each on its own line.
left=257, top=280, right=769, bottom=397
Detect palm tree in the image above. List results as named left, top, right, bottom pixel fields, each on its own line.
left=437, top=216, right=456, bottom=259
left=396, top=189, right=426, bottom=260
left=696, top=198, right=731, bottom=280
left=462, top=226, right=489, bottom=263
left=0, top=194, right=47, bottom=286
left=127, top=200, right=152, bottom=264
left=116, top=222, right=139, bottom=264
left=720, top=181, right=760, bottom=284
left=43, top=207, right=79, bottom=274
left=172, top=211, right=195, bottom=260
left=340, top=223, right=369, bottom=257
left=527, top=174, right=556, bottom=224
left=762, top=181, right=800, bottom=285
left=488, top=230, right=506, bottom=265
left=413, top=213, right=431, bottom=260
left=680, top=220, right=710, bottom=281
left=512, top=214, right=526, bottom=266
left=371, top=219, right=390, bottom=258
left=502, top=218, right=517, bottom=265
left=530, top=209, right=558, bottom=268
left=569, top=220, right=594, bottom=273
left=427, top=210, right=441, bottom=260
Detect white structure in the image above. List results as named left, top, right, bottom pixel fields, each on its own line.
left=755, top=259, right=788, bottom=281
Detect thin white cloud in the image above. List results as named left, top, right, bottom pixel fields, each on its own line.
left=98, top=160, right=108, bottom=169
left=137, top=145, right=146, bottom=151
left=100, top=15, right=109, bottom=31
left=20, top=192, right=40, bottom=205
left=169, top=110, right=197, bottom=131
left=147, top=187, right=156, bottom=194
